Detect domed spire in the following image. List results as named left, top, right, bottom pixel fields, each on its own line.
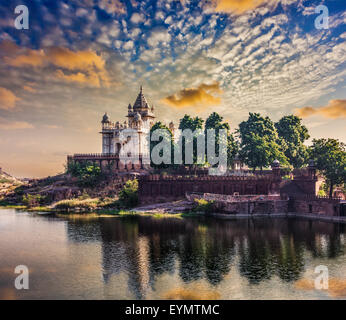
left=128, top=103, right=132, bottom=110
left=133, top=85, right=149, bottom=110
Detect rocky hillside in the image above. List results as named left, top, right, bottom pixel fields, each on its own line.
left=0, top=167, right=23, bottom=197
left=1, top=171, right=134, bottom=206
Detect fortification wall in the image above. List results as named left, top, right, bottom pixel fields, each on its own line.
left=138, top=174, right=280, bottom=204
left=288, top=195, right=342, bottom=217
left=186, top=192, right=288, bottom=215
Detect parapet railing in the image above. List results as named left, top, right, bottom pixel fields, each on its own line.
left=284, top=193, right=342, bottom=201
left=140, top=174, right=274, bottom=181
left=68, top=153, right=145, bottom=160
left=186, top=192, right=285, bottom=202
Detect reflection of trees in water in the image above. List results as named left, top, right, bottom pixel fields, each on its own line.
left=204, top=234, right=235, bottom=285
left=65, top=216, right=346, bottom=298
left=275, top=236, right=305, bottom=282
left=238, top=237, right=275, bottom=284
left=303, top=222, right=345, bottom=259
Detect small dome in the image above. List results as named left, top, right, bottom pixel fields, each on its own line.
left=272, top=159, right=280, bottom=167
left=134, top=112, right=142, bottom=122
left=102, top=113, right=110, bottom=123
left=128, top=104, right=132, bottom=110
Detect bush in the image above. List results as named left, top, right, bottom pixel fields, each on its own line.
left=22, top=194, right=46, bottom=208
left=193, top=198, right=215, bottom=214
left=118, top=179, right=139, bottom=208
left=54, top=198, right=99, bottom=211
left=66, top=161, right=102, bottom=187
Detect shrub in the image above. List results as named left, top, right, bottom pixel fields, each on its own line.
left=22, top=194, right=46, bottom=208
left=54, top=198, right=99, bottom=211
left=118, top=179, right=139, bottom=208
left=78, top=191, right=90, bottom=200
left=193, top=198, right=215, bottom=214
left=318, top=183, right=327, bottom=197
left=66, top=161, right=102, bottom=187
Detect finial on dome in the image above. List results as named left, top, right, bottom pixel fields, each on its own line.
left=102, top=112, right=110, bottom=123
left=140, top=85, right=143, bottom=93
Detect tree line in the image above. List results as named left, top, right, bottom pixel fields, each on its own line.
left=150, top=112, right=346, bottom=198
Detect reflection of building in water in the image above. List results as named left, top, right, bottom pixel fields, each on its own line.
left=98, top=217, right=188, bottom=299
left=136, top=237, right=150, bottom=294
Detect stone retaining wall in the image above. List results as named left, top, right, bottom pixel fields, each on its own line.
left=187, top=192, right=288, bottom=215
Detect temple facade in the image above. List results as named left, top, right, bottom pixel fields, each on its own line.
left=100, top=86, right=156, bottom=158
left=67, top=87, right=160, bottom=172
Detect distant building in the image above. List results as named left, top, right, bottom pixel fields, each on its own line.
left=68, top=86, right=158, bottom=172
left=100, top=86, right=156, bottom=158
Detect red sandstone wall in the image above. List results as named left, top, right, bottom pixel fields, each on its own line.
left=138, top=175, right=279, bottom=203
left=290, top=198, right=341, bottom=217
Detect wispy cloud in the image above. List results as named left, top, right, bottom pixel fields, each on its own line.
left=0, top=118, right=34, bottom=130
left=212, top=0, right=268, bottom=15
left=295, top=99, right=346, bottom=119
left=2, top=42, right=111, bottom=88
left=0, top=87, right=20, bottom=110
left=98, top=0, right=126, bottom=15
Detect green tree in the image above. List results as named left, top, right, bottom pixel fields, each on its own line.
left=118, top=179, right=139, bottom=208
left=275, top=115, right=309, bottom=168
left=309, top=138, right=346, bottom=198
left=238, top=113, right=288, bottom=171
left=66, top=161, right=102, bottom=187
left=150, top=121, right=174, bottom=169
left=178, top=114, right=204, bottom=166
left=204, top=112, right=238, bottom=167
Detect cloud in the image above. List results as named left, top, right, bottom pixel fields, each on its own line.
left=147, top=27, right=171, bottom=47
left=130, top=13, right=145, bottom=24
left=23, top=86, right=37, bottom=93
left=2, top=43, right=111, bottom=88
left=295, top=99, right=346, bottom=119
left=161, top=82, right=222, bottom=110
left=0, top=119, right=34, bottom=130
left=0, top=87, right=20, bottom=110
left=98, top=0, right=126, bottom=15
left=56, top=70, right=102, bottom=87
left=212, top=0, right=267, bottom=15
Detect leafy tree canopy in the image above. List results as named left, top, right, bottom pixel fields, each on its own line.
left=66, top=161, right=102, bottom=187
left=238, top=113, right=288, bottom=170
left=150, top=121, right=174, bottom=169
left=178, top=114, right=204, bottom=166
left=275, top=115, right=309, bottom=168
left=205, top=112, right=238, bottom=167
left=309, top=138, right=346, bottom=197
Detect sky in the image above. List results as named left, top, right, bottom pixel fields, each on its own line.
left=0, top=0, right=345, bottom=178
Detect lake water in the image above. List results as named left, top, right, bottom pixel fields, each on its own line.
left=0, top=208, right=345, bottom=300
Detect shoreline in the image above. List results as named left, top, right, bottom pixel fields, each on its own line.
left=1, top=204, right=345, bottom=223
left=209, top=212, right=346, bottom=223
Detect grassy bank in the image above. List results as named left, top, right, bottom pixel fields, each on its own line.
left=0, top=201, right=202, bottom=219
